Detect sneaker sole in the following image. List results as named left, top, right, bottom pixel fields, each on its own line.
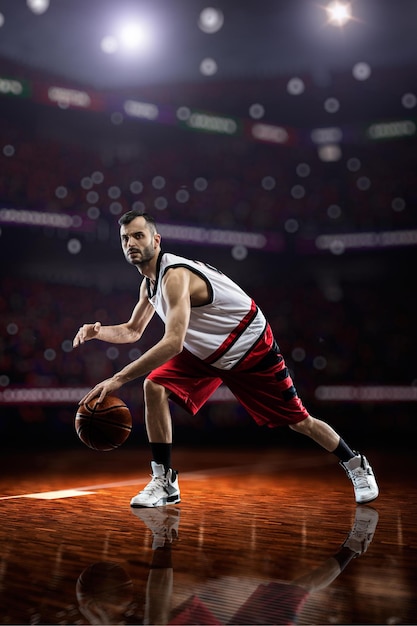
left=356, top=492, right=379, bottom=504
left=130, top=495, right=181, bottom=508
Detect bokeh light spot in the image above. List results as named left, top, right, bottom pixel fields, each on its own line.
left=198, top=8, right=224, bottom=33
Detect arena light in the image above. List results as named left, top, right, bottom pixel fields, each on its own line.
left=26, top=0, right=50, bottom=15
left=367, top=120, right=416, bottom=140
left=48, top=86, right=92, bottom=108
left=315, top=229, right=417, bottom=251
left=0, top=207, right=75, bottom=228
left=252, top=123, right=289, bottom=144
left=185, top=111, right=238, bottom=135
left=124, top=99, right=159, bottom=120
left=0, top=77, right=29, bottom=96
left=352, top=62, right=372, bottom=81
left=199, top=57, right=218, bottom=76
left=118, top=19, right=153, bottom=52
left=198, top=7, right=224, bottom=33
left=101, top=35, right=118, bottom=54
left=325, top=1, right=352, bottom=26
left=315, top=385, right=417, bottom=402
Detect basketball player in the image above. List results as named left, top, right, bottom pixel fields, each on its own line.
left=73, top=211, right=379, bottom=508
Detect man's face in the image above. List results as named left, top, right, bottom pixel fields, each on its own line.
left=120, top=217, right=158, bottom=267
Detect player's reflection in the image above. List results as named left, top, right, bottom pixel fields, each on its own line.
left=76, top=506, right=378, bottom=625
left=229, top=506, right=379, bottom=626
left=135, top=505, right=378, bottom=625
left=131, top=507, right=181, bottom=626
left=75, top=509, right=180, bottom=625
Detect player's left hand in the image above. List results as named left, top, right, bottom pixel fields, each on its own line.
left=79, top=376, right=123, bottom=405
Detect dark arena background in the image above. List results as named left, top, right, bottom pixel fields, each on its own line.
left=0, top=1, right=417, bottom=624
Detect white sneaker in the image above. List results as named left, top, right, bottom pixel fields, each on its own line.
left=131, top=506, right=181, bottom=549
left=130, top=462, right=181, bottom=508
left=342, top=505, right=379, bottom=555
left=341, top=454, right=379, bottom=504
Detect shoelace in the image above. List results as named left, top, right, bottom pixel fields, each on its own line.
left=350, top=466, right=371, bottom=490
left=349, top=519, right=375, bottom=549
left=141, top=474, right=167, bottom=495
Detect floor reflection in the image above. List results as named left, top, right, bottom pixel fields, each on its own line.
left=0, top=503, right=382, bottom=625
left=130, top=505, right=378, bottom=625
left=0, top=448, right=416, bottom=625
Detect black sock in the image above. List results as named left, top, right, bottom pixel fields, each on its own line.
left=150, top=442, right=172, bottom=473
left=333, top=438, right=356, bottom=463
left=151, top=544, right=173, bottom=565
left=333, top=547, right=358, bottom=570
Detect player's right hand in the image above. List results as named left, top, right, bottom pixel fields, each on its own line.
left=73, top=321, right=101, bottom=347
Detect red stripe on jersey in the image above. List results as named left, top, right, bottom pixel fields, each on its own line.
left=235, top=322, right=274, bottom=370
left=203, top=299, right=258, bottom=366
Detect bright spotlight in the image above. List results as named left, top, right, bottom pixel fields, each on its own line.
left=27, top=0, right=50, bottom=15
left=118, top=20, right=153, bottom=52
left=326, top=1, right=352, bottom=26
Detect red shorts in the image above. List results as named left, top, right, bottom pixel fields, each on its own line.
left=146, top=344, right=309, bottom=428
left=230, top=581, right=308, bottom=625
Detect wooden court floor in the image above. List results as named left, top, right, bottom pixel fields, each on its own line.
left=0, top=445, right=416, bottom=625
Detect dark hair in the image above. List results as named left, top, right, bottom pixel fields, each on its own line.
left=118, top=211, right=157, bottom=233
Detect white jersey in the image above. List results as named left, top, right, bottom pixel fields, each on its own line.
left=146, top=252, right=268, bottom=370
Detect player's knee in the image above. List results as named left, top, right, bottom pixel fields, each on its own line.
left=289, top=415, right=313, bottom=435
left=143, top=378, right=169, bottom=403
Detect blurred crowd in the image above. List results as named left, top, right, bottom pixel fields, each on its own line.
left=0, top=102, right=416, bottom=236
left=1, top=263, right=414, bottom=407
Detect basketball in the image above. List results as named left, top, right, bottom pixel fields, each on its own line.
left=75, top=395, right=132, bottom=451
left=76, top=561, right=134, bottom=613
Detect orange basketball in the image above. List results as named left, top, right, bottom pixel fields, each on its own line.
left=75, top=395, right=132, bottom=451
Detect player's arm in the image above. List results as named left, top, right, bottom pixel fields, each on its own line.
left=73, top=279, right=154, bottom=347
left=79, top=268, right=191, bottom=404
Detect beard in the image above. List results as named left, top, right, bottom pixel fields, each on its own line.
left=125, top=243, right=156, bottom=267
